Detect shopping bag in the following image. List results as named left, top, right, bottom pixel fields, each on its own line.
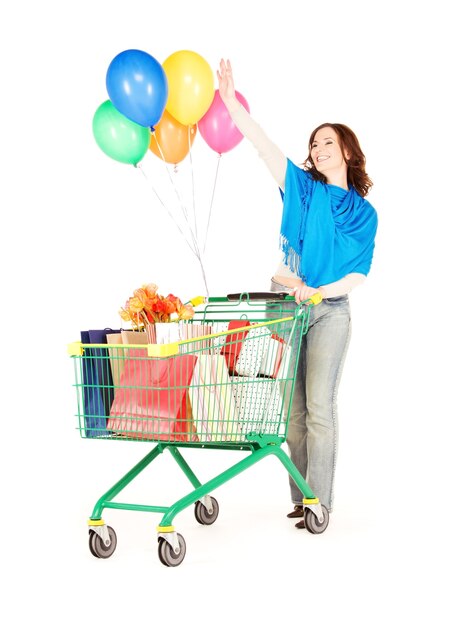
left=108, top=350, right=198, bottom=441
left=188, top=355, right=241, bottom=442
left=234, top=325, right=271, bottom=377
left=81, top=328, right=120, bottom=437
left=179, top=322, right=213, bottom=354
left=210, top=322, right=230, bottom=354
left=145, top=322, right=180, bottom=345
left=221, top=320, right=251, bottom=374
left=121, top=330, right=148, bottom=344
left=230, top=376, right=283, bottom=436
left=106, top=333, right=123, bottom=387
left=258, top=333, right=292, bottom=379
left=106, top=329, right=148, bottom=386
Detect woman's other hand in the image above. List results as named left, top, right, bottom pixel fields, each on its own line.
left=217, top=59, right=240, bottom=113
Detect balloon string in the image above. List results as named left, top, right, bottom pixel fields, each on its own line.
left=137, top=164, right=198, bottom=257
left=197, top=253, right=210, bottom=299
left=146, top=135, right=210, bottom=297
left=153, top=133, right=201, bottom=258
left=186, top=126, right=210, bottom=296
left=152, top=132, right=208, bottom=290
left=203, top=153, right=222, bottom=254
left=188, top=125, right=198, bottom=242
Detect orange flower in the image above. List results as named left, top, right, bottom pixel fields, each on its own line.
left=162, top=298, right=177, bottom=315
left=142, top=283, right=158, bottom=298
left=179, top=304, right=195, bottom=320
left=119, top=307, right=132, bottom=322
left=166, top=294, right=182, bottom=313
left=119, top=283, right=194, bottom=328
left=128, top=296, right=144, bottom=314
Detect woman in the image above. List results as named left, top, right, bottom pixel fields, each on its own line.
left=217, top=59, right=378, bottom=527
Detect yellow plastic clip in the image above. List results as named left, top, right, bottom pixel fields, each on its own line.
left=157, top=525, right=175, bottom=533
left=303, top=497, right=320, bottom=505
left=190, top=295, right=206, bottom=307
left=88, top=519, right=105, bottom=527
left=68, top=341, right=83, bottom=356
left=310, top=293, right=323, bottom=306
left=147, top=342, right=179, bottom=358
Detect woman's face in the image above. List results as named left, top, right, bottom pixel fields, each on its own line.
left=310, top=127, right=350, bottom=176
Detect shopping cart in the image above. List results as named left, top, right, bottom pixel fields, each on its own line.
left=69, top=293, right=328, bottom=566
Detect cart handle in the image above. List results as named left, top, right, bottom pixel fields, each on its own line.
left=304, top=293, right=323, bottom=306
left=224, top=291, right=322, bottom=306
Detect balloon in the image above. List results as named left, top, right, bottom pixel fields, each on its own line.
left=106, top=49, right=168, bottom=128
left=198, top=90, right=250, bottom=154
left=92, top=100, right=150, bottom=165
left=163, top=50, right=214, bottom=125
left=149, top=110, right=197, bottom=164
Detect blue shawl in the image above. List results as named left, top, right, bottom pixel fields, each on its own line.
left=280, top=159, right=378, bottom=287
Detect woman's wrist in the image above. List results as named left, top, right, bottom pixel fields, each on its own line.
left=220, top=97, right=240, bottom=114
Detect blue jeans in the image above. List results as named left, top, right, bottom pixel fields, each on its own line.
left=270, top=280, right=351, bottom=512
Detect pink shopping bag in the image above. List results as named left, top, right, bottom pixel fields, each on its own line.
left=108, top=349, right=198, bottom=441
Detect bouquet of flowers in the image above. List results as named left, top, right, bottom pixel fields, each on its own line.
left=119, top=283, right=195, bottom=330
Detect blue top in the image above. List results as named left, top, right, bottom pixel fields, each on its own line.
left=280, top=159, right=378, bottom=286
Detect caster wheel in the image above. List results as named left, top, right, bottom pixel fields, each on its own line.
left=157, top=538, right=169, bottom=568
left=89, top=526, right=117, bottom=559
left=194, top=497, right=219, bottom=525
left=304, top=505, right=329, bottom=534
left=158, top=534, right=186, bottom=567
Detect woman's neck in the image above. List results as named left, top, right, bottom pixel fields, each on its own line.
left=326, top=170, right=349, bottom=190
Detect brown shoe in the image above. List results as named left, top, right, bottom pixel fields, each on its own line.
left=286, top=505, right=303, bottom=518
left=295, top=519, right=305, bottom=529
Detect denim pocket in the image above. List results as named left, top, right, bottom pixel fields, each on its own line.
left=324, top=295, right=349, bottom=304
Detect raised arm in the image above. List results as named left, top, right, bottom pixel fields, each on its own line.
left=217, top=59, right=287, bottom=189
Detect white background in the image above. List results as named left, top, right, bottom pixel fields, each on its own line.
left=2, top=1, right=468, bottom=624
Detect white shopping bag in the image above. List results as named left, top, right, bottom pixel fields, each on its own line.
left=235, top=325, right=271, bottom=377
left=179, top=322, right=213, bottom=354
left=230, top=376, right=283, bottom=436
left=188, top=355, right=241, bottom=442
left=210, top=322, right=230, bottom=354
left=146, top=322, right=180, bottom=345
left=258, top=334, right=292, bottom=379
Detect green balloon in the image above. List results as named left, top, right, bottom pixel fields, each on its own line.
left=92, top=100, right=150, bottom=165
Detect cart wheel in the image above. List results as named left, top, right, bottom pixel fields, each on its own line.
left=304, top=505, right=329, bottom=535
left=194, top=497, right=219, bottom=525
left=89, top=526, right=117, bottom=559
left=158, top=534, right=186, bottom=567
left=157, top=538, right=169, bottom=567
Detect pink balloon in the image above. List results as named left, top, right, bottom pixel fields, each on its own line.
left=198, top=90, right=250, bottom=154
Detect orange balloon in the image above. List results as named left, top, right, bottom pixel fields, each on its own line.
left=149, top=109, right=197, bottom=164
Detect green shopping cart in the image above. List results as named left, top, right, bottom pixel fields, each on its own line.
left=69, top=293, right=328, bottom=567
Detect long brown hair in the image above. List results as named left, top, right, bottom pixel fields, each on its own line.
left=303, top=123, right=373, bottom=197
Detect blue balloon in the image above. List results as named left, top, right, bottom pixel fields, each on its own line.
left=106, top=49, right=168, bottom=128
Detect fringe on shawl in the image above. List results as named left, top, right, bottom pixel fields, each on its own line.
left=279, top=233, right=305, bottom=281
left=278, top=170, right=311, bottom=283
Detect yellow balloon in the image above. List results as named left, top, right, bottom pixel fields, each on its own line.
left=163, top=50, right=214, bottom=125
